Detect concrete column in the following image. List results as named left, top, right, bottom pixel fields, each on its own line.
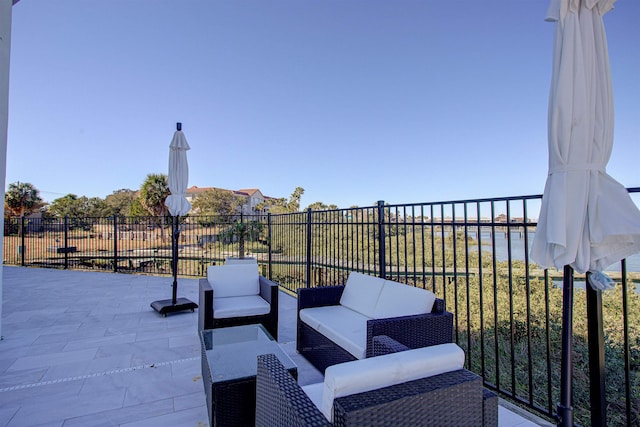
left=0, top=0, right=14, bottom=339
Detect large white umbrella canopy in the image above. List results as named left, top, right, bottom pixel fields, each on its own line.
left=164, top=124, right=192, bottom=217
left=531, top=0, right=640, bottom=279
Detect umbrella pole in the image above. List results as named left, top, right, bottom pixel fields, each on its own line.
left=150, top=213, right=198, bottom=316
left=172, top=215, right=178, bottom=305
left=558, top=265, right=574, bottom=427
left=586, top=274, right=606, bottom=427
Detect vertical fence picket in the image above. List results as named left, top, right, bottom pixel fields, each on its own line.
left=20, top=216, right=25, bottom=266
left=377, top=200, right=386, bottom=278
left=63, top=216, right=68, bottom=269
left=113, top=215, right=118, bottom=273
left=306, top=208, right=312, bottom=288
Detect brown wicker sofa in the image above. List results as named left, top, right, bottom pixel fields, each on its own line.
left=256, top=336, right=498, bottom=426
left=198, top=263, right=279, bottom=340
left=297, top=272, right=454, bottom=373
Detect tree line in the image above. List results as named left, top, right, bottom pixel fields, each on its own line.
left=4, top=177, right=340, bottom=220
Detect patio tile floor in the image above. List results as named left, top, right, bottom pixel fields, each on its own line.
left=0, top=266, right=551, bottom=426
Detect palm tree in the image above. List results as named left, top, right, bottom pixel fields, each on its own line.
left=225, top=220, right=263, bottom=259
left=5, top=182, right=43, bottom=217
left=139, top=174, right=170, bottom=239
left=139, top=174, right=170, bottom=216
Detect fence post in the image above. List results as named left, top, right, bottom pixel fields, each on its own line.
left=267, top=213, right=272, bottom=280
left=239, top=212, right=244, bottom=259
left=377, top=201, right=386, bottom=279
left=64, top=216, right=69, bottom=269
left=558, top=265, right=574, bottom=427
left=586, top=274, right=606, bottom=427
left=113, top=215, right=118, bottom=273
left=20, top=216, right=25, bottom=266
left=306, top=208, right=312, bottom=287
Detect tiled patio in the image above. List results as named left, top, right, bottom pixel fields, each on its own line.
left=0, top=267, right=551, bottom=426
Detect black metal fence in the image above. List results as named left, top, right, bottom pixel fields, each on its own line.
left=5, top=190, right=640, bottom=426
left=3, top=214, right=270, bottom=276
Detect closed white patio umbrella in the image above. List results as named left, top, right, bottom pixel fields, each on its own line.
left=532, top=0, right=640, bottom=277
left=165, top=123, right=192, bottom=217
left=151, top=122, right=198, bottom=316
left=531, top=0, right=640, bottom=425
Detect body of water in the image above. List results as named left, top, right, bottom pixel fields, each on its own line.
left=470, top=230, right=640, bottom=273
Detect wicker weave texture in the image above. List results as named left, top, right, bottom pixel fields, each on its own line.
left=365, top=310, right=454, bottom=357
left=199, top=332, right=213, bottom=424
left=372, top=335, right=411, bottom=356
left=257, top=354, right=331, bottom=427
left=334, top=369, right=483, bottom=426
left=212, top=377, right=257, bottom=426
left=483, top=389, right=499, bottom=427
left=298, top=322, right=358, bottom=373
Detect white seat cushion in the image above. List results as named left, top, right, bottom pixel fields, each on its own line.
left=213, top=295, right=270, bottom=319
left=299, top=305, right=369, bottom=359
left=207, top=264, right=260, bottom=298
left=373, top=280, right=436, bottom=319
left=339, top=272, right=386, bottom=318
left=320, top=343, right=465, bottom=422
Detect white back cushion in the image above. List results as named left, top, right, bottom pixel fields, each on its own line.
left=373, top=280, right=436, bottom=319
left=207, top=264, right=260, bottom=298
left=339, top=272, right=385, bottom=318
left=320, top=343, right=465, bottom=422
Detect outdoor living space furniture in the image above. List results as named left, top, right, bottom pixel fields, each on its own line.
left=200, top=324, right=297, bottom=427
left=198, top=263, right=279, bottom=340
left=256, top=337, right=498, bottom=426
left=297, top=272, right=453, bottom=373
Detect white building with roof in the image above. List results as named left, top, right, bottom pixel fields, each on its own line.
left=185, top=186, right=274, bottom=216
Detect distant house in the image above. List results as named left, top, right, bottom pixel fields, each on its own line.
left=185, top=186, right=275, bottom=216
left=235, top=188, right=273, bottom=215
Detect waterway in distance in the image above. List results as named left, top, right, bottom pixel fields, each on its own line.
left=469, top=231, right=640, bottom=273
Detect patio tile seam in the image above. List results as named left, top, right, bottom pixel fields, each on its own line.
left=0, top=356, right=199, bottom=393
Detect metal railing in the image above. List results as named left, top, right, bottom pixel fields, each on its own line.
left=4, top=189, right=640, bottom=426
left=3, top=214, right=270, bottom=276
left=268, top=194, right=640, bottom=426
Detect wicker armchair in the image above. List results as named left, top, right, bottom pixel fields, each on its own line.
left=256, top=337, right=498, bottom=427
left=198, top=265, right=279, bottom=340
left=297, top=284, right=453, bottom=373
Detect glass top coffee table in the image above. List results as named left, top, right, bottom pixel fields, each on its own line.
left=200, top=324, right=297, bottom=427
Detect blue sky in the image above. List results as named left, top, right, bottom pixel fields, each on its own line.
left=6, top=0, right=639, bottom=209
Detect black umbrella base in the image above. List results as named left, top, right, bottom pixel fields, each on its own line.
left=151, top=298, right=198, bottom=317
